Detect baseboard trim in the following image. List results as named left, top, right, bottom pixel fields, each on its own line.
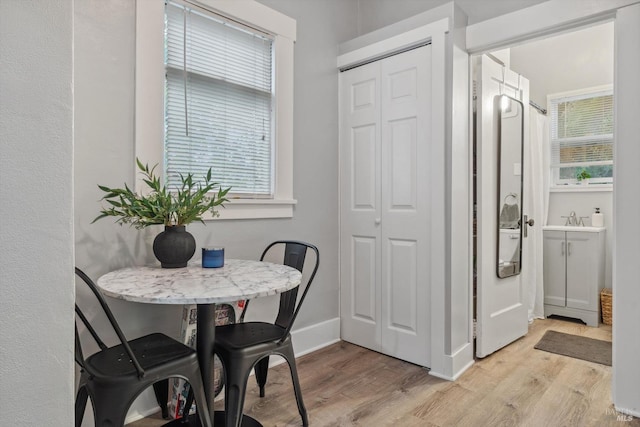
left=123, top=317, right=341, bottom=425
left=292, top=317, right=341, bottom=356
left=613, top=406, right=640, bottom=419
left=429, top=342, right=474, bottom=381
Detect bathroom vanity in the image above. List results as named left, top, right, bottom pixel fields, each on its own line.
left=543, top=226, right=606, bottom=327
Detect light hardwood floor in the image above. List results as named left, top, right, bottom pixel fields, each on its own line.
left=131, top=318, right=639, bottom=426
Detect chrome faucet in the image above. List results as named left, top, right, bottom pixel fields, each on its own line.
left=561, top=211, right=587, bottom=226
left=562, top=211, right=577, bottom=226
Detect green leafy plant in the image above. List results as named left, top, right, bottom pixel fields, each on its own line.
left=576, top=169, right=591, bottom=181
left=93, top=159, right=231, bottom=229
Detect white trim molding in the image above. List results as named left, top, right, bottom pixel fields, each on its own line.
left=336, top=18, right=450, bottom=70
left=466, top=0, right=639, bottom=54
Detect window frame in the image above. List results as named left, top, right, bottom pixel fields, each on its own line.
left=548, top=84, right=613, bottom=192
left=135, top=0, right=297, bottom=219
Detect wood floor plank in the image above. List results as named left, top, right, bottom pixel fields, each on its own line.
left=130, top=319, right=639, bottom=427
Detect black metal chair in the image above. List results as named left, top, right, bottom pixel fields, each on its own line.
left=74, top=267, right=212, bottom=427
left=205, top=241, right=319, bottom=427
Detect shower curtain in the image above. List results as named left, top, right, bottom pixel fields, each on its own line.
left=525, top=108, right=549, bottom=322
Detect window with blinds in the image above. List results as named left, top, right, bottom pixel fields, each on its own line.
left=549, top=87, right=613, bottom=186
left=165, top=1, right=274, bottom=196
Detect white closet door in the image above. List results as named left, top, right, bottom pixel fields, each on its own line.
left=339, top=60, right=382, bottom=352
left=339, top=46, right=431, bottom=367
left=379, top=46, right=431, bottom=366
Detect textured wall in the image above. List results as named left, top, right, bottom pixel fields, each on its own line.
left=0, top=1, right=75, bottom=425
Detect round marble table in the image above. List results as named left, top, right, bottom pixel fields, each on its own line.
left=98, top=259, right=302, bottom=427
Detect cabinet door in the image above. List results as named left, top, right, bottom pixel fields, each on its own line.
left=543, top=230, right=566, bottom=307
left=566, top=232, right=600, bottom=311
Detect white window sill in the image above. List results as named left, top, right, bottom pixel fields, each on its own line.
left=550, top=184, right=613, bottom=193
left=207, top=198, right=297, bottom=220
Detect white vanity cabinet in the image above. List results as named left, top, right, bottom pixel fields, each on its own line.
left=543, top=227, right=606, bottom=327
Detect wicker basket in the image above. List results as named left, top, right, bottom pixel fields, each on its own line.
left=601, top=288, right=613, bottom=326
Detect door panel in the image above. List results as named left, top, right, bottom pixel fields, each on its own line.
left=380, top=46, right=430, bottom=366
left=352, top=125, right=377, bottom=209
left=386, top=239, right=417, bottom=332
left=340, top=61, right=381, bottom=351
left=352, top=236, right=377, bottom=322
left=389, top=118, right=417, bottom=208
left=543, top=231, right=567, bottom=307
left=476, top=54, right=529, bottom=358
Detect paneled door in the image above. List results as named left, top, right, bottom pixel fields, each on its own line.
left=475, top=54, right=529, bottom=358
left=340, top=45, right=431, bottom=367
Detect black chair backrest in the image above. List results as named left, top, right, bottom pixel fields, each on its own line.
left=74, top=267, right=145, bottom=378
left=262, top=241, right=319, bottom=340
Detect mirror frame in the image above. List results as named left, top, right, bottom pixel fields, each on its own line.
left=496, top=94, right=524, bottom=279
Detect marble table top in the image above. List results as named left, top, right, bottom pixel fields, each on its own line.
left=97, top=259, right=302, bottom=305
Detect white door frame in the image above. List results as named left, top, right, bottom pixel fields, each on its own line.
left=466, top=0, right=640, bottom=416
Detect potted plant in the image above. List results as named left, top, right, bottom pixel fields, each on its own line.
left=93, top=159, right=230, bottom=268
left=576, top=169, right=591, bottom=184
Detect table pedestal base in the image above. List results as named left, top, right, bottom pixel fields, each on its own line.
left=162, top=411, right=263, bottom=427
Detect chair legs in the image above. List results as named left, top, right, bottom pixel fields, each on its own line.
left=75, top=385, right=88, bottom=427
left=220, top=350, right=307, bottom=427
left=187, top=372, right=214, bottom=427
left=153, top=380, right=170, bottom=418
left=90, top=385, right=134, bottom=427
left=254, top=356, right=269, bottom=398
left=281, top=347, right=308, bottom=427
left=77, top=376, right=211, bottom=427
left=223, top=358, right=254, bottom=427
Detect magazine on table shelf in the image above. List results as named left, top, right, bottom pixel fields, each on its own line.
left=168, top=301, right=245, bottom=419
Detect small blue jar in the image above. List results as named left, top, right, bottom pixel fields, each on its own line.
left=202, top=247, right=224, bottom=268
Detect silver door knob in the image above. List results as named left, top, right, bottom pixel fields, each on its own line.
left=523, top=215, right=534, bottom=238
left=374, top=218, right=381, bottom=225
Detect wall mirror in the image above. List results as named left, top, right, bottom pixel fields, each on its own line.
left=496, top=94, right=524, bottom=278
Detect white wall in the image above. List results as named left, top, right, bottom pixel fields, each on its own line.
left=613, top=3, right=640, bottom=417
left=355, top=0, right=546, bottom=33
left=510, top=23, right=614, bottom=107
left=510, top=23, right=614, bottom=288
left=0, top=1, right=75, bottom=425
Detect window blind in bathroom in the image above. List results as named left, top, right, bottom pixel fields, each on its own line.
left=549, top=88, right=613, bottom=185
left=165, top=1, right=274, bottom=196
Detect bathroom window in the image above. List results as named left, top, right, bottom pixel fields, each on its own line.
left=549, top=86, right=613, bottom=187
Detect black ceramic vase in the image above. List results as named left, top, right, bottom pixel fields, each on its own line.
left=153, top=225, right=196, bottom=268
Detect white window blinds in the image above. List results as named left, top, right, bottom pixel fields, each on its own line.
left=549, top=88, right=613, bottom=185
left=165, top=1, right=274, bottom=196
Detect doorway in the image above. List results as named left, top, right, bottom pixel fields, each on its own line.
left=472, top=21, right=614, bottom=358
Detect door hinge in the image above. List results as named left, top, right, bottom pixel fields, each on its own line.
left=473, top=319, right=477, bottom=339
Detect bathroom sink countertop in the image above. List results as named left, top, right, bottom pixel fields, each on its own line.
left=542, top=225, right=606, bottom=232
